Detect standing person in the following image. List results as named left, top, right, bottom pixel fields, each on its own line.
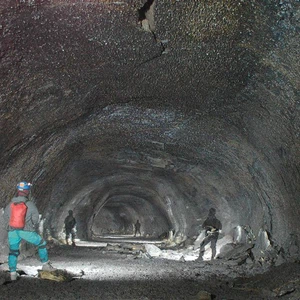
left=198, top=207, right=222, bottom=260
left=3, top=181, right=55, bottom=281
left=134, top=220, right=141, bottom=237
left=64, top=210, right=76, bottom=246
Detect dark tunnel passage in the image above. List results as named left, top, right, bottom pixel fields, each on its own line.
left=91, top=196, right=171, bottom=237
left=0, top=0, right=299, bottom=298
left=50, top=166, right=176, bottom=241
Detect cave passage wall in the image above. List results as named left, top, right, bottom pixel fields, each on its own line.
left=0, top=0, right=299, bottom=256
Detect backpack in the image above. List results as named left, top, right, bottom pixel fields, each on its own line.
left=9, top=202, right=27, bottom=229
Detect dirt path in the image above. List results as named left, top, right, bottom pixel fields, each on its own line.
left=0, top=244, right=299, bottom=299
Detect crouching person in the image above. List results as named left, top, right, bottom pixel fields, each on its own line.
left=3, top=181, right=55, bottom=281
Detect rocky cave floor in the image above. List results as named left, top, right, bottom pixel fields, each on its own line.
left=0, top=241, right=299, bottom=300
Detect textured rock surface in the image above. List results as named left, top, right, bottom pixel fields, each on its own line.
left=1, top=245, right=300, bottom=299
left=0, top=0, right=299, bottom=268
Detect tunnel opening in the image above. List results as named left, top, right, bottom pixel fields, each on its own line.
left=46, top=160, right=185, bottom=245
left=90, top=195, right=171, bottom=239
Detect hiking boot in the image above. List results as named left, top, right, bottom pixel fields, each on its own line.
left=42, top=261, right=56, bottom=271
left=72, top=241, right=76, bottom=247
left=195, top=256, right=203, bottom=262
left=10, top=271, right=18, bottom=281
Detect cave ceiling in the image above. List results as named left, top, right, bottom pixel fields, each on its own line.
left=0, top=0, right=299, bottom=244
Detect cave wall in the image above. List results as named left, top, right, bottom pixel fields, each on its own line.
left=0, top=0, right=299, bottom=256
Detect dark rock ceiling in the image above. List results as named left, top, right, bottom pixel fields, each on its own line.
left=0, top=0, right=299, bottom=249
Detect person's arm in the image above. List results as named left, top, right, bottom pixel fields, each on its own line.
left=218, top=221, right=222, bottom=233
left=27, top=201, right=40, bottom=225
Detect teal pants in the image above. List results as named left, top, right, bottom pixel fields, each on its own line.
left=8, top=230, right=48, bottom=272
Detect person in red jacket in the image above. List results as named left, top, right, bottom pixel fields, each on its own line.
left=3, top=181, right=55, bottom=281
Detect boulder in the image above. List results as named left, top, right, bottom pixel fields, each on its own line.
left=252, top=229, right=286, bottom=265
left=144, top=244, right=162, bottom=258
left=38, top=269, right=78, bottom=282
left=217, top=243, right=254, bottom=262
left=192, top=290, right=212, bottom=300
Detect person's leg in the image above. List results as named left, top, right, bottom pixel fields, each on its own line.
left=8, top=230, right=22, bottom=272
left=71, top=229, right=76, bottom=246
left=210, top=237, right=217, bottom=259
left=65, top=228, right=70, bottom=245
left=198, top=236, right=211, bottom=260
left=19, top=231, right=49, bottom=263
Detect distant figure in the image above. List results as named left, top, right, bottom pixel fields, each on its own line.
left=134, top=220, right=141, bottom=237
left=198, top=208, right=222, bottom=260
left=3, top=181, right=55, bottom=281
left=64, top=210, right=76, bottom=246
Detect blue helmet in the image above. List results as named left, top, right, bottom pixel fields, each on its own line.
left=17, top=181, right=32, bottom=191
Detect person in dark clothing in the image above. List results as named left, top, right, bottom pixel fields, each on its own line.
left=198, top=208, right=222, bottom=260
left=134, top=220, right=141, bottom=237
left=64, top=210, right=76, bottom=246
